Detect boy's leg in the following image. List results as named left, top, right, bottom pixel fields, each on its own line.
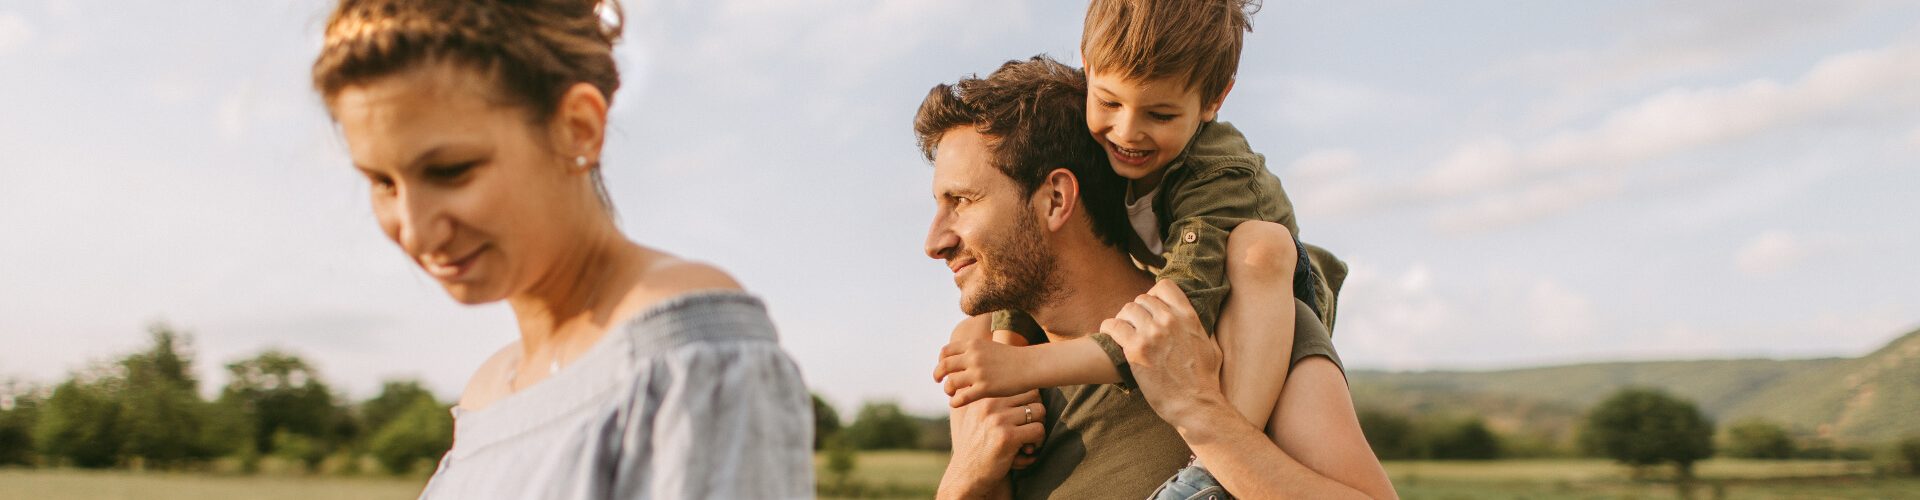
left=1217, top=221, right=1298, bottom=433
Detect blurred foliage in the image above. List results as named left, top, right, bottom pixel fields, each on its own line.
left=843, top=401, right=920, bottom=450
left=1582, top=387, right=1715, bottom=479
left=218, top=350, right=351, bottom=472
left=367, top=395, right=451, bottom=475
left=811, top=393, right=841, bottom=451
left=1723, top=419, right=1795, bottom=459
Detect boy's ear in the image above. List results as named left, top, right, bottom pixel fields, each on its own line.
left=1035, top=168, right=1081, bottom=233
left=1201, top=79, right=1234, bottom=122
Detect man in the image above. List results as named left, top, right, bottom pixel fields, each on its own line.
left=916, top=56, right=1397, bottom=499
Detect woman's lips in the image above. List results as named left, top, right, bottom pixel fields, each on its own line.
left=423, top=244, right=488, bottom=280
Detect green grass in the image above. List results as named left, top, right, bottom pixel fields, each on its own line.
left=5, top=455, right=1913, bottom=499
left=0, top=468, right=425, bottom=500
left=813, top=452, right=1920, bottom=499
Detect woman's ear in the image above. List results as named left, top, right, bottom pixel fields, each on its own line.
left=1035, top=168, right=1081, bottom=232
left=553, top=82, right=609, bottom=170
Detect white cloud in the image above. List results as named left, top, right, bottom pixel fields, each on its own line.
left=1734, top=230, right=1809, bottom=276
left=1286, top=148, right=1360, bottom=183
left=0, top=12, right=33, bottom=54
left=1334, top=260, right=1461, bottom=369
left=1524, top=279, right=1595, bottom=340
left=1431, top=174, right=1622, bottom=234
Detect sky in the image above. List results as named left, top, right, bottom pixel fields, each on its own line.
left=2, top=0, right=1917, bottom=416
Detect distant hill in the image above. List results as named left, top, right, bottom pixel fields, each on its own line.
left=1349, top=327, right=1920, bottom=444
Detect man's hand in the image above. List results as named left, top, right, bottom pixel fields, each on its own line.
left=939, top=390, right=1047, bottom=500
left=1100, top=279, right=1228, bottom=427
left=935, top=338, right=1041, bottom=408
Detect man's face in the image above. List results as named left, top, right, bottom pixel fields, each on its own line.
left=923, top=128, right=1061, bottom=316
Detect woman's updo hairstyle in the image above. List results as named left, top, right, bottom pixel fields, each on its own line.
left=313, top=0, right=624, bottom=208
left=313, top=0, right=623, bottom=121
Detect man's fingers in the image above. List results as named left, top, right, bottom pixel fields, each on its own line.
left=1148, top=280, right=1195, bottom=315
left=1132, top=293, right=1173, bottom=324
left=1116, top=302, right=1156, bottom=331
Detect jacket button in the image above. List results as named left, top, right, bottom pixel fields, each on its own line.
left=1183, top=231, right=1197, bottom=243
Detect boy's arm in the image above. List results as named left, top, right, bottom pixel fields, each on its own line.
left=1156, top=163, right=1294, bottom=334
left=935, top=335, right=1125, bottom=407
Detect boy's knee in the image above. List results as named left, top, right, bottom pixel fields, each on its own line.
left=1226, top=221, right=1297, bottom=281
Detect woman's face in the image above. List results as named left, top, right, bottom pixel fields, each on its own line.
left=332, top=64, right=598, bottom=305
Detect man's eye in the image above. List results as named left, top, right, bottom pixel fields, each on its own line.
left=1100, top=100, right=1120, bottom=109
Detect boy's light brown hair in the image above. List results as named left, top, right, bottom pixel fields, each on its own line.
left=1081, top=0, right=1259, bottom=106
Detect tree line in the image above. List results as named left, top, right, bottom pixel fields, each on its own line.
left=0, top=323, right=451, bottom=475
left=1357, top=387, right=1920, bottom=478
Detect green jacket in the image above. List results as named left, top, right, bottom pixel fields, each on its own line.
left=993, top=121, right=1347, bottom=385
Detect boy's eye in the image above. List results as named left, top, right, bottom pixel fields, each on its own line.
left=1099, top=99, right=1120, bottom=109
left=368, top=176, right=396, bottom=195
left=1149, top=112, right=1177, bottom=122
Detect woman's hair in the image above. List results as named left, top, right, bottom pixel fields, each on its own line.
left=312, top=0, right=624, bottom=210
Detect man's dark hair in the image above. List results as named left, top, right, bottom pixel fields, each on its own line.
left=912, top=55, right=1132, bottom=251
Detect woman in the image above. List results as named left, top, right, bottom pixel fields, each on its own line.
left=311, top=1, right=813, bottom=498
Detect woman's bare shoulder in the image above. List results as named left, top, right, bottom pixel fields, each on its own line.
left=455, top=342, right=520, bottom=411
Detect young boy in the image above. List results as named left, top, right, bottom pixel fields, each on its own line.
left=933, top=0, right=1345, bottom=496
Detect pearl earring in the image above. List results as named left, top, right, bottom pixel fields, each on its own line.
left=575, top=156, right=589, bottom=170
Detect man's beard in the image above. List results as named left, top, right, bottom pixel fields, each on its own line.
left=960, top=212, right=1062, bottom=316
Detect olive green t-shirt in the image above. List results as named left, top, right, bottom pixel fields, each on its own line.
left=1009, top=381, right=1191, bottom=499
left=1006, top=306, right=1343, bottom=498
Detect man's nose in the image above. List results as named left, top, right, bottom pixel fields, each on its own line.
left=925, top=214, right=958, bottom=261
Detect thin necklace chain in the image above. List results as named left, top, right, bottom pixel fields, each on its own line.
left=505, top=277, right=607, bottom=391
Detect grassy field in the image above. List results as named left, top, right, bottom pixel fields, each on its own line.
left=816, top=452, right=1920, bottom=500
left=4, top=455, right=1914, bottom=499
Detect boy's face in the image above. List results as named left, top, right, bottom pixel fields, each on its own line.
left=1085, top=68, right=1223, bottom=185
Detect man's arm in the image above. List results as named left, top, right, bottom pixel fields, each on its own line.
left=938, top=315, right=1048, bottom=500
left=1105, top=281, right=1397, bottom=499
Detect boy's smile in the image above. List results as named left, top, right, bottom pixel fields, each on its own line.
left=1085, top=67, right=1226, bottom=198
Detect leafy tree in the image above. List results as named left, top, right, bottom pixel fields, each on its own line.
left=811, top=393, right=842, bottom=451
left=1583, top=388, right=1714, bottom=479
left=1723, top=419, right=1794, bottom=459
left=369, top=395, right=452, bottom=475
left=219, top=350, right=348, bottom=470
left=117, top=324, right=220, bottom=469
left=34, top=370, right=123, bottom=468
left=1356, top=408, right=1418, bottom=460
left=842, top=401, right=919, bottom=450
left=1897, top=436, right=1920, bottom=476
left=1426, top=417, right=1501, bottom=460
left=360, top=380, right=436, bottom=442
left=0, top=381, right=43, bottom=466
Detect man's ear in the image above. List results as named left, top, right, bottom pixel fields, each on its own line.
left=552, top=82, right=609, bottom=171
left=1035, top=168, right=1081, bottom=232
left=1201, top=79, right=1234, bottom=123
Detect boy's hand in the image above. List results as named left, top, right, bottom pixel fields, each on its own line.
left=934, top=338, right=1038, bottom=408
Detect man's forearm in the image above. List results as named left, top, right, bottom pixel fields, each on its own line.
left=936, top=465, right=1011, bottom=500
left=1168, top=400, right=1374, bottom=499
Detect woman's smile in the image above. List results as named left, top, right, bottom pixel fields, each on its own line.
left=421, top=243, right=489, bottom=281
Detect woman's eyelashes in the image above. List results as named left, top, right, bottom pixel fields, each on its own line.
left=423, top=161, right=480, bottom=183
